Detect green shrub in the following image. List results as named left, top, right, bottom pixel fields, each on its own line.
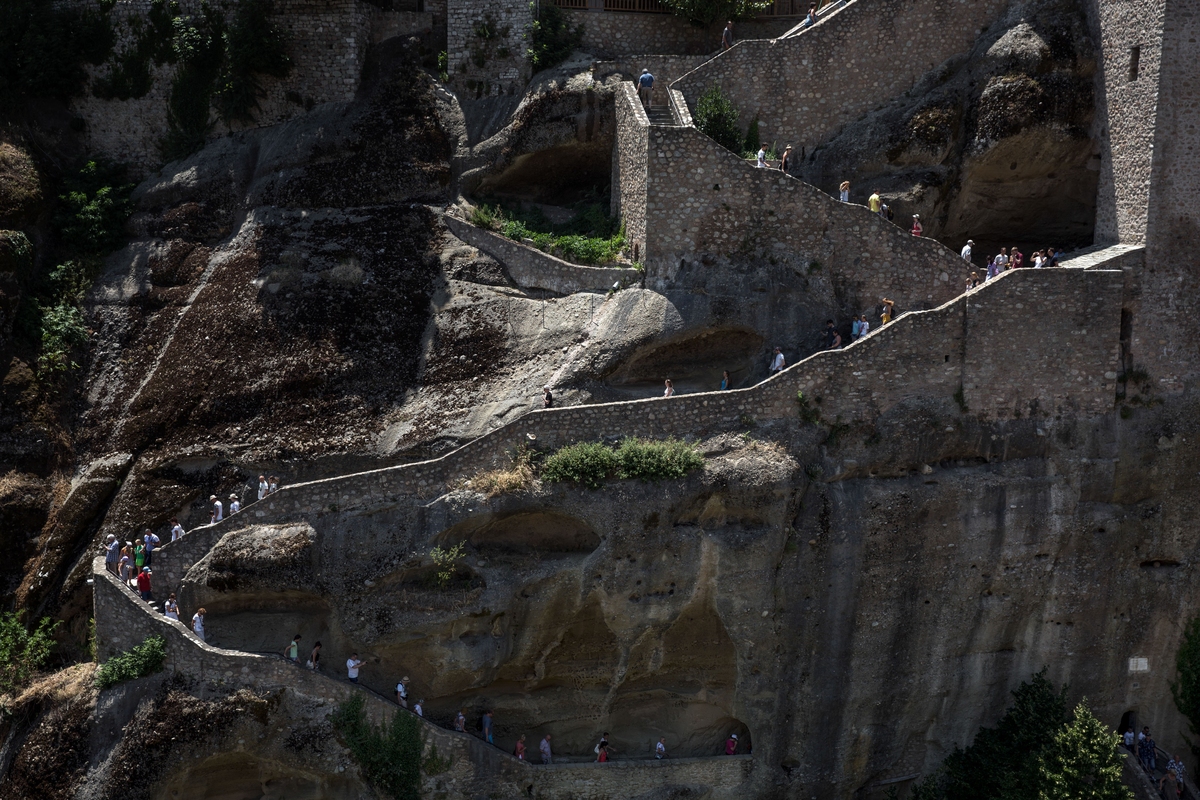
left=0, top=611, right=59, bottom=695
left=1035, top=702, right=1132, bottom=800
left=332, top=694, right=423, bottom=800
left=615, top=437, right=704, bottom=482
left=37, top=302, right=89, bottom=374
left=743, top=117, right=760, bottom=155
left=215, top=0, right=291, bottom=124
left=429, top=543, right=465, bottom=589
left=162, top=9, right=226, bottom=161
left=694, top=85, right=743, bottom=153
left=474, top=201, right=626, bottom=265
left=656, top=0, right=770, bottom=30
left=56, top=160, right=134, bottom=258
left=541, top=441, right=619, bottom=489
left=95, top=635, right=166, bottom=690
left=94, top=0, right=180, bottom=101
left=526, top=1, right=583, bottom=73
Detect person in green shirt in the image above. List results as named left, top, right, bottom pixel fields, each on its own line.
left=134, top=541, right=146, bottom=570
left=868, top=190, right=881, bottom=214
left=285, top=634, right=301, bottom=662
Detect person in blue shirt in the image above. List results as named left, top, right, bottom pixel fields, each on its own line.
left=720, top=370, right=731, bottom=390
left=851, top=317, right=862, bottom=340
left=638, top=69, right=655, bottom=110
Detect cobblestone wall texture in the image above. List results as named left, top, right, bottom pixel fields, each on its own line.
left=635, top=107, right=969, bottom=310
left=443, top=215, right=635, bottom=294
left=155, top=267, right=1122, bottom=573
left=594, top=54, right=710, bottom=109
left=66, top=0, right=429, bottom=172
left=564, top=9, right=795, bottom=59
left=446, top=0, right=531, bottom=96
left=672, top=0, right=1010, bottom=151
left=612, top=82, right=649, bottom=254
left=93, top=558, right=760, bottom=799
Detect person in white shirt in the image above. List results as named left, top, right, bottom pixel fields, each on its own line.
left=656, top=737, right=666, bottom=759
left=269, top=476, right=279, bottom=494
left=228, top=493, right=240, bottom=514
left=210, top=495, right=223, bottom=523
left=994, top=247, right=1009, bottom=269
left=663, top=379, right=674, bottom=397
left=192, top=608, right=206, bottom=641
left=756, top=147, right=766, bottom=168
left=346, top=653, right=365, bottom=683
left=961, top=239, right=973, bottom=261
left=413, top=699, right=424, bottom=717
left=258, top=475, right=269, bottom=501
left=395, top=677, right=409, bottom=708
left=164, top=593, right=179, bottom=621
left=769, top=347, right=785, bottom=375
left=170, top=518, right=184, bottom=542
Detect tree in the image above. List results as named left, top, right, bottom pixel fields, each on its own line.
left=1036, top=701, right=1132, bottom=800
left=1172, top=615, right=1200, bottom=761
left=694, top=85, right=743, bottom=154
left=526, top=2, right=583, bottom=73
left=0, top=611, right=59, bottom=695
left=656, top=0, right=770, bottom=27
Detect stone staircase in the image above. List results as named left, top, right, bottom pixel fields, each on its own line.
left=645, top=104, right=674, bottom=125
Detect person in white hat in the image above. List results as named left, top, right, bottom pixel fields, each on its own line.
left=725, top=732, right=739, bottom=755
left=910, top=214, right=923, bottom=237
left=229, top=493, right=241, bottom=514
left=961, top=239, right=974, bottom=261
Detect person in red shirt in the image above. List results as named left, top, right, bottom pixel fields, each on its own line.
left=725, top=733, right=738, bottom=755
left=136, top=567, right=153, bottom=601
left=597, top=743, right=609, bottom=763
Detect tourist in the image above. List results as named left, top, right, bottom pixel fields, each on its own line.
left=910, top=214, right=922, bottom=236
left=119, top=543, right=133, bottom=585
left=882, top=203, right=893, bottom=221
left=857, top=314, right=870, bottom=338
left=756, top=146, right=766, bottom=168
left=258, top=475, right=269, bottom=501
left=663, top=378, right=674, bottom=397
left=170, top=517, right=184, bottom=542
left=851, top=317, right=862, bottom=340
left=104, top=534, right=120, bottom=575
left=134, top=539, right=146, bottom=572
left=515, top=733, right=526, bottom=759
left=769, top=347, right=785, bottom=375
left=143, top=529, right=159, bottom=566
left=414, top=698, right=424, bottom=717
left=1162, top=769, right=1182, bottom=798
left=454, top=709, right=467, bottom=732
left=164, top=592, right=179, bottom=621
left=994, top=247, right=1009, bottom=270
left=1168, top=754, right=1186, bottom=782
left=1032, top=250, right=1045, bottom=267
left=656, top=737, right=666, bottom=759
left=780, top=144, right=792, bottom=173
left=966, top=271, right=981, bottom=290
left=1123, top=727, right=1135, bottom=751
left=229, top=493, right=240, bottom=514
left=483, top=710, right=495, bottom=744
left=802, top=3, right=817, bottom=26
left=961, top=239, right=974, bottom=261
left=868, top=189, right=881, bottom=215
left=269, top=476, right=279, bottom=494
left=308, top=641, right=322, bottom=670
left=540, top=734, right=553, bottom=764
left=1139, top=728, right=1156, bottom=772
left=346, top=653, right=365, bottom=683
left=543, top=385, right=554, bottom=408
left=986, top=256, right=1000, bottom=281
left=135, top=569, right=152, bottom=605
left=210, top=495, right=223, bottom=523
left=725, top=732, right=738, bottom=755
left=823, top=319, right=841, bottom=349
left=720, top=370, right=731, bottom=390
left=396, top=676, right=410, bottom=708
left=839, top=180, right=850, bottom=202
left=637, top=69, right=654, bottom=109
left=597, top=732, right=610, bottom=754
left=597, top=743, right=609, bottom=763
left=721, top=21, right=734, bottom=50
left=285, top=634, right=301, bottom=662
left=881, top=298, right=895, bottom=325
left=1011, top=246, right=1023, bottom=269
left=192, top=607, right=206, bottom=641
left=1046, top=246, right=1059, bottom=266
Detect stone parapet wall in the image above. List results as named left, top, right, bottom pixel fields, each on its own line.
left=164, top=268, right=1123, bottom=577
left=443, top=215, right=635, bottom=294
left=636, top=105, right=968, bottom=310
left=672, top=0, right=1010, bottom=152
left=446, top=0, right=531, bottom=97
left=612, top=82, right=649, bottom=256
left=64, top=0, right=417, bottom=173
left=564, top=9, right=795, bottom=59
left=593, top=55, right=710, bottom=109
left=92, top=558, right=761, bottom=799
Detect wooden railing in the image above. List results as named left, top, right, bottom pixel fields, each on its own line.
left=548, top=0, right=812, bottom=14
left=602, top=0, right=673, bottom=13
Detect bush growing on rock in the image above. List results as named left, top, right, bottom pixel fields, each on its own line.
left=95, top=635, right=166, bottom=690
left=695, top=85, right=743, bottom=154
left=0, top=611, right=59, bottom=695
left=526, top=1, right=583, bottom=73
left=332, top=694, right=423, bottom=800
left=541, top=441, right=618, bottom=489
left=542, top=438, right=703, bottom=489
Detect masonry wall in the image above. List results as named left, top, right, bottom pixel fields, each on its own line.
left=612, top=82, right=649, bottom=257
left=1084, top=0, right=1167, bottom=245
left=68, top=0, right=422, bottom=172
left=446, top=0, right=531, bottom=96
left=564, top=9, right=796, bottom=59
left=593, top=54, right=710, bottom=109
left=672, top=0, right=1010, bottom=152
left=443, top=215, right=634, bottom=294
left=155, top=268, right=1123, bottom=568
left=639, top=113, right=968, bottom=311
left=92, top=558, right=762, bottom=799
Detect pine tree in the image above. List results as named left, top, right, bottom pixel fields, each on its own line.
left=1036, top=701, right=1132, bottom=800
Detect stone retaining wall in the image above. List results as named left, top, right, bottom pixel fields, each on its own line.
left=446, top=0, right=531, bottom=97
left=160, top=267, right=1123, bottom=573
left=593, top=55, right=710, bottom=110
left=92, top=558, right=761, bottom=799
left=612, top=82, right=649, bottom=256
left=443, top=215, right=635, bottom=294
left=564, top=9, right=796, bottom=59
left=672, top=0, right=1011, bottom=152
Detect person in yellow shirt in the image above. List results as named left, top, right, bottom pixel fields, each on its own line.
left=868, top=190, right=881, bottom=215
